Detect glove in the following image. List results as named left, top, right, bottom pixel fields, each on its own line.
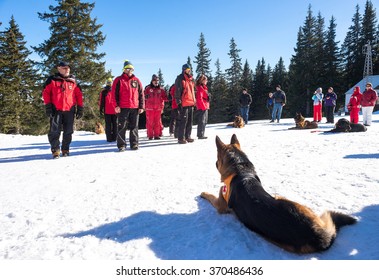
left=99, top=109, right=104, bottom=116
left=76, top=106, right=83, bottom=119
left=45, top=103, right=54, bottom=118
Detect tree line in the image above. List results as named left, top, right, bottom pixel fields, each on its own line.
left=0, top=0, right=378, bottom=135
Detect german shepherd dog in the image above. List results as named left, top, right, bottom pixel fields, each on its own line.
left=201, top=134, right=357, bottom=253
left=95, top=122, right=105, bottom=134
left=288, top=113, right=318, bottom=130
left=227, top=116, right=245, bottom=128
left=329, top=118, right=367, bottom=133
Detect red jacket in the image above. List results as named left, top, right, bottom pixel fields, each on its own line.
left=175, top=73, right=195, bottom=107
left=349, top=88, right=362, bottom=109
left=111, top=73, right=144, bottom=109
left=361, top=88, right=378, bottom=107
left=169, top=84, right=178, bottom=109
left=99, top=86, right=116, bottom=115
left=144, top=84, right=167, bottom=111
left=42, top=74, right=83, bottom=111
left=195, top=84, right=210, bottom=110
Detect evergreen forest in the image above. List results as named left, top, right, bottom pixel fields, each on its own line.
left=0, top=0, right=378, bottom=135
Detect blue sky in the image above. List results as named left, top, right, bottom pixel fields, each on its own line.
left=0, top=0, right=371, bottom=86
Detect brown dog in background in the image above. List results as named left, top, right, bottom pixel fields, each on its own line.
left=95, top=122, right=105, bottom=134
left=227, top=116, right=245, bottom=128
left=201, top=134, right=357, bottom=253
left=288, top=113, right=318, bottom=130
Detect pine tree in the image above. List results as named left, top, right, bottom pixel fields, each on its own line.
left=361, top=0, right=377, bottom=49
left=210, top=59, right=228, bottom=123
left=32, top=0, right=109, bottom=131
left=314, top=12, right=328, bottom=87
left=288, top=5, right=317, bottom=116
left=324, top=16, right=343, bottom=104
left=241, top=60, right=253, bottom=93
left=252, top=58, right=271, bottom=120
left=194, top=33, right=212, bottom=79
left=341, top=5, right=363, bottom=89
left=0, top=16, right=44, bottom=134
left=225, top=38, right=243, bottom=119
left=361, top=0, right=378, bottom=77
left=271, top=57, right=288, bottom=91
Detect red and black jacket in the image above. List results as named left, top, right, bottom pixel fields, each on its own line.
left=99, top=86, right=116, bottom=115
left=111, top=73, right=144, bottom=109
left=42, top=73, right=83, bottom=111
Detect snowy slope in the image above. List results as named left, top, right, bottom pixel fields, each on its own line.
left=0, top=114, right=378, bottom=261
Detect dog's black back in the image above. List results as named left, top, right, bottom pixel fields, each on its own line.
left=329, top=118, right=367, bottom=133
left=228, top=170, right=335, bottom=252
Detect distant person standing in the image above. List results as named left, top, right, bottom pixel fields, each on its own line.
left=270, top=85, right=286, bottom=123
left=195, top=74, right=210, bottom=139
left=99, top=78, right=117, bottom=142
left=168, top=84, right=179, bottom=137
left=175, top=63, right=196, bottom=144
left=111, top=60, right=144, bottom=151
left=266, top=92, right=274, bottom=120
left=239, top=88, right=252, bottom=124
left=361, top=83, right=378, bottom=126
left=312, top=87, right=323, bottom=122
left=144, top=74, right=167, bottom=140
left=348, top=86, right=362, bottom=124
left=42, top=61, right=84, bottom=159
left=324, top=87, right=337, bottom=124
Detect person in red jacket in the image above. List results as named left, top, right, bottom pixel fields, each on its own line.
left=168, top=84, right=180, bottom=137
left=99, top=78, right=117, bottom=142
left=195, top=74, right=210, bottom=139
left=144, top=74, right=168, bottom=140
left=42, top=61, right=84, bottom=159
left=111, top=60, right=144, bottom=151
left=361, top=82, right=378, bottom=126
left=175, top=64, right=196, bottom=144
left=348, top=86, right=362, bottom=124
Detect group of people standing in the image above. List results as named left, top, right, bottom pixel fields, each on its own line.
left=347, top=83, right=378, bottom=126
left=42, top=60, right=211, bottom=158
left=241, top=85, right=287, bottom=125
left=310, top=85, right=378, bottom=126
left=311, top=87, right=338, bottom=123
left=41, top=60, right=377, bottom=159
left=98, top=62, right=211, bottom=150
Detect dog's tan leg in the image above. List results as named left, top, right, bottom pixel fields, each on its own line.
left=201, top=187, right=230, bottom=214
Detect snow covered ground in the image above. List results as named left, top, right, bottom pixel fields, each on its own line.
left=0, top=113, right=378, bottom=277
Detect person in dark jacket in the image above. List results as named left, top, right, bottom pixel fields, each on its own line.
left=42, top=61, right=84, bottom=159
left=168, top=84, right=180, bottom=137
left=324, top=87, right=337, bottom=124
left=99, top=78, right=117, bottom=142
left=111, top=60, right=144, bottom=151
left=239, top=88, right=252, bottom=124
left=270, top=85, right=286, bottom=123
left=175, top=63, right=196, bottom=144
left=266, top=92, right=274, bottom=119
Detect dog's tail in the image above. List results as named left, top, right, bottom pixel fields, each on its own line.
left=328, top=211, right=357, bottom=231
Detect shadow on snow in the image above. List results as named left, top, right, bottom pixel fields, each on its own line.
left=61, top=198, right=378, bottom=260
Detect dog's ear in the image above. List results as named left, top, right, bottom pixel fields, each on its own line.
left=216, top=136, right=226, bottom=151
left=230, top=134, right=240, bottom=148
